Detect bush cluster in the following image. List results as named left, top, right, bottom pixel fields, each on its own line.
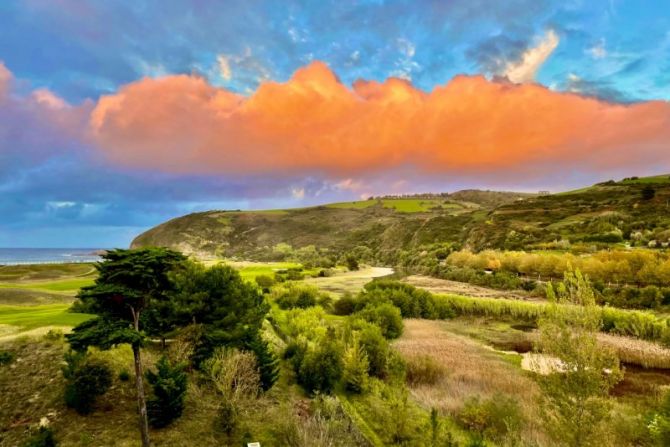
left=458, top=394, right=523, bottom=443
left=296, top=328, right=344, bottom=394
left=0, top=349, right=14, bottom=366
left=22, top=427, right=56, bottom=447
left=272, top=282, right=330, bottom=310
left=335, top=280, right=454, bottom=320
left=62, top=351, right=113, bottom=415
left=356, top=303, right=403, bottom=339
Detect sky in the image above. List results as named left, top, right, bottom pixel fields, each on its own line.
left=1, top=0, right=669, bottom=248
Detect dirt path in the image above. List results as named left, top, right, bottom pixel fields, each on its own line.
left=403, top=274, right=541, bottom=301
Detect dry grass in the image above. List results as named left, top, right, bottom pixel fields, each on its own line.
left=405, top=275, right=534, bottom=301
left=597, top=332, right=670, bottom=369
left=393, top=319, right=539, bottom=414
left=393, top=319, right=547, bottom=445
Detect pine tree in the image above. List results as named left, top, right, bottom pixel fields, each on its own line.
left=146, top=356, right=188, bottom=428
left=66, top=248, right=185, bottom=447
left=246, top=335, right=279, bottom=391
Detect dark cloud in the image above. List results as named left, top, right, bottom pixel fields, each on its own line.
left=466, top=35, right=527, bottom=74
left=563, top=75, right=637, bottom=104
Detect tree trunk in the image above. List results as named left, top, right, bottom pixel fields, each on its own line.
left=131, top=308, right=151, bottom=447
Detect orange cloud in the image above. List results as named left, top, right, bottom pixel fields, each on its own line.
left=0, top=62, right=12, bottom=98
left=90, top=61, right=670, bottom=177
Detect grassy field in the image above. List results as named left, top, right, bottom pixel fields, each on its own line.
left=0, top=263, right=96, bottom=281
left=0, top=277, right=96, bottom=293
left=0, top=304, right=91, bottom=330
left=304, top=266, right=393, bottom=296
left=0, top=264, right=95, bottom=340
left=233, top=261, right=303, bottom=281
left=327, top=198, right=453, bottom=213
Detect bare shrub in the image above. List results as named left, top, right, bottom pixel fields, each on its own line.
left=204, top=348, right=261, bottom=402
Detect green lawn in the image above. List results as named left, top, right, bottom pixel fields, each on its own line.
left=226, top=262, right=302, bottom=281
left=327, top=198, right=449, bottom=213
left=327, top=200, right=377, bottom=210
left=0, top=277, right=95, bottom=293
left=620, top=174, right=670, bottom=184
left=0, top=304, right=92, bottom=330
left=0, top=263, right=96, bottom=282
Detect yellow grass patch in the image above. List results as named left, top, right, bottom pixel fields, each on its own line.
left=393, top=319, right=538, bottom=413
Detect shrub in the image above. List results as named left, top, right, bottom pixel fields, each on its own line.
left=405, top=355, right=446, bottom=386
left=357, top=303, right=403, bottom=339
left=298, top=328, right=344, bottom=394
left=285, top=268, right=305, bottom=281
left=272, top=283, right=325, bottom=309
left=213, top=398, right=238, bottom=437
left=283, top=340, right=308, bottom=374
left=333, top=292, right=357, bottom=316
left=63, top=352, right=113, bottom=415
left=386, top=350, right=407, bottom=384
left=204, top=348, right=261, bottom=401
left=354, top=320, right=390, bottom=378
left=346, top=255, right=360, bottom=271
left=118, top=369, right=130, bottom=381
left=146, top=356, right=188, bottom=428
left=22, top=427, right=56, bottom=447
left=364, top=280, right=436, bottom=318
left=342, top=337, right=369, bottom=393
left=359, top=280, right=454, bottom=319
left=649, top=389, right=670, bottom=445
left=318, top=268, right=334, bottom=277
left=0, top=350, right=14, bottom=366
left=246, top=335, right=279, bottom=391
left=255, top=274, right=275, bottom=293
left=458, top=395, right=523, bottom=443
left=44, top=329, right=64, bottom=341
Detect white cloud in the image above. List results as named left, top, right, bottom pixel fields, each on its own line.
left=392, top=38, right=421, bottom=80
left=32, top=89, right=68, bottom=109
left=215, top=48, right=271, bottom=84
left=217, top=55, right=232, bottom=81
left=587, top=39, right=607, bottom=59
left=335, top=178, right=365, bottom=192
left=291, top=187, right=305, bottom=199
left=397, top=38, right=416, bottom=58
left=504, top=29, right=559, bottom=84
left=47, top=201, right=76, bottom=209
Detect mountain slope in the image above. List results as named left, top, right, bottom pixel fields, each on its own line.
left=132, top=177, right=670, bottom=259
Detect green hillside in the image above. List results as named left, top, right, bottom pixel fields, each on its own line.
left=132, top=177, right=670, bottom=260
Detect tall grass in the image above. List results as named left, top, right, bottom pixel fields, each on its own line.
left=437, top=294, right=670, bottom=343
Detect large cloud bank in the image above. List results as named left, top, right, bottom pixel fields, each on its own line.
left=90, top=61, right=670, bottom=177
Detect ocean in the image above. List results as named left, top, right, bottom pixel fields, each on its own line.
left=0, top=248, right=107, bottom=265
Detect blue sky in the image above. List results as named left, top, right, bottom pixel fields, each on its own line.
left=0, top=0, right=669, bottom=247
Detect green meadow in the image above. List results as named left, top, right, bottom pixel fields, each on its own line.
left=0, top=304, right=92, bottom=331
left=327, top=198, right=453, bottom=212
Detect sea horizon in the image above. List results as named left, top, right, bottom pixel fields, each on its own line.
left=0, top=247, right=109, bottom=265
